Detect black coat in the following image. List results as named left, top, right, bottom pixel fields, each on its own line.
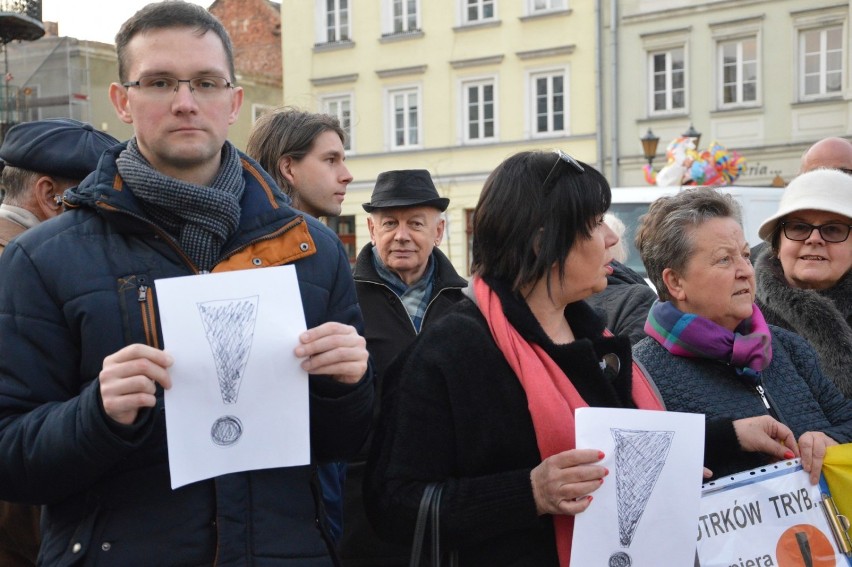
left=586, top=260, right=657, bottom=346
left=340, top=244, right=467, bottom=566
left=364, top=282, right=638, bottom=567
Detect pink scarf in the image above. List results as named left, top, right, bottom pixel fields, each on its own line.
left=473, top=277, right=663, bottom=566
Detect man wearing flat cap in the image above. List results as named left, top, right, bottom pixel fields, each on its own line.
left=0, top=118, right=119, bottom=256
left=340, top=169, right=467, bottom=566
left=0, top=118, right=117, bottom=567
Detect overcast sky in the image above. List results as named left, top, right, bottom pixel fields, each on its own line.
left=41, top=1, right=210, bottom=44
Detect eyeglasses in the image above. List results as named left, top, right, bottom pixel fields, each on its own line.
left=781, top=221, right=852, bottom=243
left=122, top=75, right=234, bottom=98
left=540, top=150, right=585, bottom=195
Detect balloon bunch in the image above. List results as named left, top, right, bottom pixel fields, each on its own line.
left=645, top=137, right=745, bottom=186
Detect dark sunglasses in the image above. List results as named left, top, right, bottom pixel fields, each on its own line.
left=540, top=150, right=585, bottom=195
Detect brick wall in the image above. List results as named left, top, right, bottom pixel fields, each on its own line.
left=210, top=0, right=282, bottom=80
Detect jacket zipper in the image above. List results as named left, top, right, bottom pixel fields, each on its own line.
left=755, top=383, right=780, bottom=422
left=136, top=276, right=159, bottom=348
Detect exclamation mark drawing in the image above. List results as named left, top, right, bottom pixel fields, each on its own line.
left=197, top=296, right=259, bottom=447
left=608, top=428, right=674, bottom=567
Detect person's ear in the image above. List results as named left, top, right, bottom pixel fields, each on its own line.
left=661, top=267, right=686, bottom=301
left=367, top=215, right=377, bottom=245
left=433, top=215, right=445, bottom=247
left=227, top=86, right=244, bottom=125
left=278, top=156, right=296, bottom=184
left=33, top=176, right=64, bottom=220
left=109, top=82, right=134, bottom=125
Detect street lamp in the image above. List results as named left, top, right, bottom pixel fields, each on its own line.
left=640, top=128, right=660, bottom=167
left=682, top=123, right=701, bottom=149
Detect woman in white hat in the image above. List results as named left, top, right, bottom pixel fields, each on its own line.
left=755, top=168, right=852, bottom=397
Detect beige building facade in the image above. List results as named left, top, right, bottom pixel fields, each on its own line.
left=281, top=0, right=601, bottom=275
left=608, top=0, right=851, bottom=187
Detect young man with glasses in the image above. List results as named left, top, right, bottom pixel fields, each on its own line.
left=0, top=2, right=372, bottom=565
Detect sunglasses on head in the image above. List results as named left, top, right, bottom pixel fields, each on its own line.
left=540, top=150, right=584, bottom=195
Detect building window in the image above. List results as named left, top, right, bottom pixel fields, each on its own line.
left=326, top=215, right=356, bottom=268
left=530, top=70, right=566, bottom=136
left=317, top=0, right=350, bottom=44
left=252, top=104, right=276, bottom=123
left=385, top=0, right=419, bottom=34
left=649, top=48, right=685, bottom=113
left=462, top=78, right=496, bottom=143
left=388, top=87, right=420, bottom=149
left=321, top=94, right=353, bottom=151
left=800, top=26, right=843, bottom=99
left=529, top=0, right=566, bottom=14
left=718, top=37, right=758, bottom=107
left=461, top=0, right=495, bottom=25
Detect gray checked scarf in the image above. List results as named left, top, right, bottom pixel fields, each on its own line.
left=116, top=139, right=245, bottom=272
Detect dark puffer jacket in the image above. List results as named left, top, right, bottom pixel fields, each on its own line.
left=0, top=144, right=373, bottom=566
left=633, top=325, right=852, bottom=478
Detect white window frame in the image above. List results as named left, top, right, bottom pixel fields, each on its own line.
left=526, top=67, right=568, bottom=139
left=320, top=93, right=354, bottom=152
left=798, top=25, right=844, bottom=100
left=385, top=85, right=422, bottom=151
left=717, top=36, right=759, bottom=109
left=648, top=47, right=686, bottom=115
left=527, top=0, right=566, bottom=15
left=382, top=0, right=420, bottom=35
left=459, top=75, right=498, bottom=144
left=251, top=103, right=276, bottom=123
left=458, top=0, right=496, bottom=26
left=315, top=0, right=351, bottom=44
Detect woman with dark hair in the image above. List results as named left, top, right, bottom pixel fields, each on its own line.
left=633, top=188, right=852, bottom=482
left=364, top=151, right=666, bottom=566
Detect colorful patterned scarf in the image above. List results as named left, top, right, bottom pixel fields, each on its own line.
left=644, top=301, right=773, bottom=385
left=473, top=277, right=663, bottom=566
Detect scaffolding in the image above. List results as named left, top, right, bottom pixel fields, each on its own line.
left=0, top=0, right=43, bottom=140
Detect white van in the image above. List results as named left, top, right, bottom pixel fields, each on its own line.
left=608, top=186, right=784, bottom=278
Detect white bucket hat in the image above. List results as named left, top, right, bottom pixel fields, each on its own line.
left=758, top=168, right=852, bottom=241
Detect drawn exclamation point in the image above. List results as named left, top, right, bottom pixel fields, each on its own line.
left=608, top=429, right=674, bottom=567
left=197, top=296, right=259, bottom=446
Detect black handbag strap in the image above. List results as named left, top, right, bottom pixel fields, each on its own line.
left=430, top=484, right=444, bottom=567
left=410, top=483, right=438, bottom=567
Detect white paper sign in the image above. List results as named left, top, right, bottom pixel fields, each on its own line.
left=571, top=407, right=705, bottom=567
left=698, top=460, right=849, bottom=566
left=156, top=266, right=309, bottom=488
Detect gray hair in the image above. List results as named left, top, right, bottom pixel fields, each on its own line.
left=635, top=188, right=742, bottom=301
left=1, top=166, right=40, bottom=204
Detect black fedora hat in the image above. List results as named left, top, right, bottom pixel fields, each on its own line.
left=362, top=169, right=449, bottom=213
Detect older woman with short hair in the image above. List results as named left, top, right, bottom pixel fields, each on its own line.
left=755, top=168, right=852, bottom=397
left=633, top=188, right=852, bottom=483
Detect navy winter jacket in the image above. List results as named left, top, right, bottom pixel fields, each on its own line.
left=0, top=144, right=373, bottom=566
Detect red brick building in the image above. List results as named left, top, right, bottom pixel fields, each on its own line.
left=209, top=0, right=281, bottom=80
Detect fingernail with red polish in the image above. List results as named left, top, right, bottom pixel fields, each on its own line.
left=604, top=468, right=609, bottom=477
left=598, top=451, right=605, bottom=460
left=587, top=495, right=594, bottom=503
left=784, top=451, right=795, bottom=459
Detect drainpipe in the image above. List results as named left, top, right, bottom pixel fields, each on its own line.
left=595, top=0, right=604, bottom=174
left=610, top=0, right=619, bottom=186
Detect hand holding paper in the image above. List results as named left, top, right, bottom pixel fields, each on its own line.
left=530, top=448, right=606, bottom=516
left=798, top=431, right=838, bottom=485
left=296, top=321, right=368, bottom=385
left=733, top=415, right=798, bottom=461
left=99, top=343, right=174, bottom=425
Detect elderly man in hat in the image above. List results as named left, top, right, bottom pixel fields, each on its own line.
left=0, top=118, right=117, bottom=565
left=0, top=118, right=118, bottom=256
left=341, top=169, right=467, bottom=566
